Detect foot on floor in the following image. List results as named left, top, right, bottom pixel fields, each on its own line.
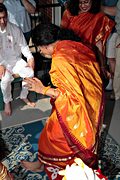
left=21, top=98, right=36, bottom=107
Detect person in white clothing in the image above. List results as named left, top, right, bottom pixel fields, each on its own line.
left=0, top=0, right=36, bottom=44
left=0, top=3, right=35, bottom=116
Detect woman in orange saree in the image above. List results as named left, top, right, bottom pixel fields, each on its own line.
left=22, top=23, right=106, bottom=180
left=61, top=0, right=115, bottom=74
left=61, top=0, right=115, bottom=49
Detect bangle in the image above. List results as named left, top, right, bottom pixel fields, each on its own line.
left=52, top=88, right=60, bottom=99
left=43, top=86, right=51, bottom=95
left=52, top=88, right=57, bottom=99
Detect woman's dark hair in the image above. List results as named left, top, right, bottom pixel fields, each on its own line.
left=67, top=0, right=101, bottom=16
left=0, top=3, right=7, bottom=15
left=32, top=23, right=81, bottom=46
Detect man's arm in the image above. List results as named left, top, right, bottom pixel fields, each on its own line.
left=101, top=5, right=117, bottom=16
left=21, top=0, right=36, bottom=14
left=0, top=65, right=5, bottom=78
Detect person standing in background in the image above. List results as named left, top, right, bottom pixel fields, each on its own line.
left=61, top=0, right=115, bottom=79
left=101, top=0, right=118, bottom=96
left=114, top=0, right=120, bottom=100
left=0, top=0, right=36, bottom=44
left=101, top=0, right=120, bottom=100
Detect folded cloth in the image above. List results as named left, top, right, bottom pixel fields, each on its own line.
left=12, top=59, right=34, bottom=78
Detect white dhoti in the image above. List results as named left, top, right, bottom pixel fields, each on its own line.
left=0, top=59, right=34, bottom=103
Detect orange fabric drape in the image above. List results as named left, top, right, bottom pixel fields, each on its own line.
left=38, top=40, right=104, bottom=170
left=61, top=10, right=115, bottom=47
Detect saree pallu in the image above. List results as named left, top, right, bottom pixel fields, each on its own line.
left=61, top=10, right=115, bottom=46
left=38, top=41, right=104, bottom=174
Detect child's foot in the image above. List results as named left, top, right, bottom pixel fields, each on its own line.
left=21, top=98, right=36, bottom=107
left=4, top=102, right=12, bottom=116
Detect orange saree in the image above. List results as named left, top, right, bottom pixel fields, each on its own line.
left=61, top=10, right=115, bottom=47
left=38, top=41, right=104, bottom=173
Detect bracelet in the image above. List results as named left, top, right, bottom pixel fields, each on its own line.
left=43, top=86, right=51, bottom=95
left=51, top=88, right=57, bottom=99
left=52, top=88, right=60, bottom=99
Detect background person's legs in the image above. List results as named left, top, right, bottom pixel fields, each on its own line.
left=113, top=34, right=120, bottom=100
left=106, top=32, right=117, bottom=92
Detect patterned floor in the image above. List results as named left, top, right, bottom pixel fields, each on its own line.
left=98, top=130, right=120, bottom=179
left=0, top=118, right=120, bottom=179
left=1, top=118, right=48, bottom=180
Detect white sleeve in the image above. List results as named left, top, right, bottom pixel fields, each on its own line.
left=21, top=45, right=34, bottom=61
left=0, top=38, right=6, bottom=66
left=17, top=27, right=33, bottom=61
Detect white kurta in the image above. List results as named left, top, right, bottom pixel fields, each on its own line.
left=0, top=22, right=34, bottom=103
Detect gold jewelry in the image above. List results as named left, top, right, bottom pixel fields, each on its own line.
left=0, top=164, right=5, bottom=175
left=43, top=86, right=51, bottom=95
left=0, top=165, right=8, bottom=179
left=52, top=88, right=57, bottom=99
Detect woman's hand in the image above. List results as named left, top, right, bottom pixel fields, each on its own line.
left=24, top=77, right=45, bottom=94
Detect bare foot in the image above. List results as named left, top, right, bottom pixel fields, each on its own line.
left=21, top=98, right=36, bottom=107
left=4, top=102, right=12, bottom=116
left=21, top=160, right=44, bottom=172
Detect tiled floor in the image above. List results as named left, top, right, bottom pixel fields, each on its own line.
left=0, top=88, right=51, bottom=129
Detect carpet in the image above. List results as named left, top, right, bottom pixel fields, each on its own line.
left=1, top=118, right=48, bottom=180
left=98, top=130, right=120, bottom=180
left=1, top=119, right=120, bottom=180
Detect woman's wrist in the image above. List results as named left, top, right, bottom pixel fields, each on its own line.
left=42, top=86, right=51, bottom=95
left=42, top=86, right=60, bottom=98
